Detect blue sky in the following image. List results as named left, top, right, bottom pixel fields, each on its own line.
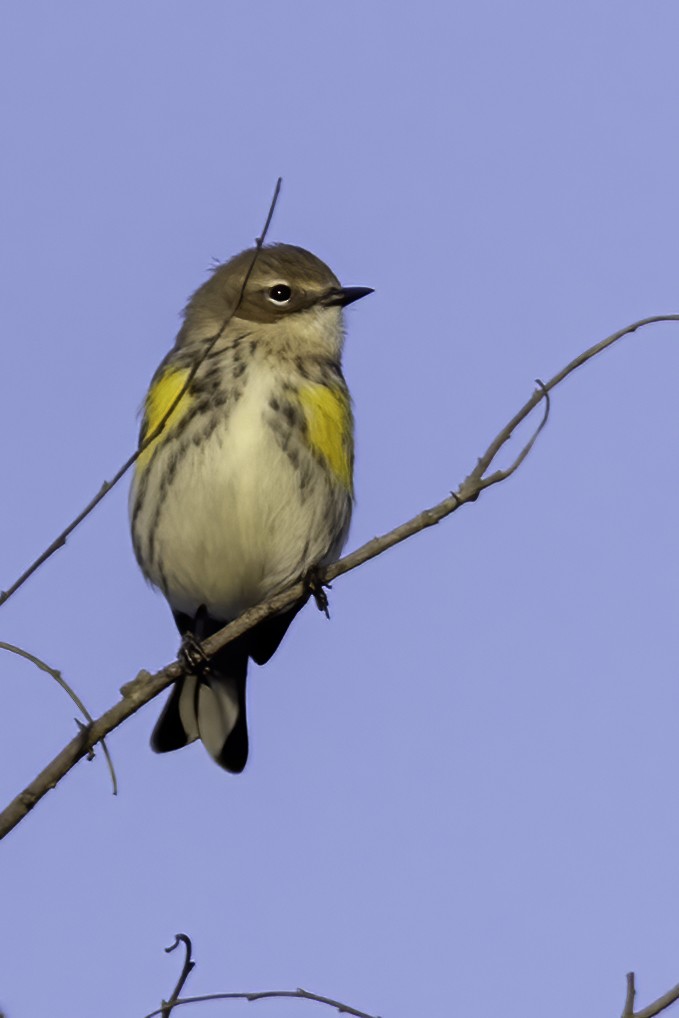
left=2, top=2, right=679, bottom=1017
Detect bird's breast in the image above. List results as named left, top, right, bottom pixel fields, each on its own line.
left=130, top=364, right=352, bottom=619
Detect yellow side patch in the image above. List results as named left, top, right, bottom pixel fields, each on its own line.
left=298, top=382, right=354, bottom=492
left=136, top=365, right=193, bottom=473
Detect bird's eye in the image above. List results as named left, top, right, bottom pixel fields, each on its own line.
left=267, top=283, right=292, bottom=304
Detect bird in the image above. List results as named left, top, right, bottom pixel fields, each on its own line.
left=129, top=242, right=372, bottom=772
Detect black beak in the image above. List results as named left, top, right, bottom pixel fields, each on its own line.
left=323, top=286, right=374, bottom=308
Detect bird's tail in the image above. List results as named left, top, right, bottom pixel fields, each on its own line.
left=150, top=640, right=249, bottom=773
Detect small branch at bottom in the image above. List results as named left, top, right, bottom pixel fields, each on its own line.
left=622, top=972, right=679, bottom=1018
left=144, top=986, right=380, bottom=1018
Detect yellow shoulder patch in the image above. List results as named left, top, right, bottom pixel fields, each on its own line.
left=136, top=365, right=193, bottom=473
left=298, top=382, right=354, bottom=492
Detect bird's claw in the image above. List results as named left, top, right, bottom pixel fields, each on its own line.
left=304, top=567, right=332, bottom=619
left=180, top=632, right=210, bottom=675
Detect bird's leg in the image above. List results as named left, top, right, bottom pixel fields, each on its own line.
left=304, top=566, right=332, bottom=619
left=179, top=604, right=212, bottom=675
left=179, top=632, right=211, bottom=674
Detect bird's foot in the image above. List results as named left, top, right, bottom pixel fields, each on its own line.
left=179, top=632, right=211, bottom=675
left=304, top=566, right=332, bottom=619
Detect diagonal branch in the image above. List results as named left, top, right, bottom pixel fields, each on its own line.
left=0, top=314, right=677, bottom=841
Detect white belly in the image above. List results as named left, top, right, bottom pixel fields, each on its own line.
left=131, top=372, right=350, bottom=619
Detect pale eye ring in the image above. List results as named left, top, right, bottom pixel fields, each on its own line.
left=267, top=283, right=292, bottom=304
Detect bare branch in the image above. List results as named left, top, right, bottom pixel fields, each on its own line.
left=623, top=972, right=637, bottom=1018
left=162, top=935, right=196, bottom=1018
left=623, top=972, right=679, bottom=1018
left=146, top=966, right=679, bottom=1018
left=143, top=986, right=380, bottom=1018
left=464, top=314, right=679, bottom=488
left=0, top=314, right=677, bottom=841
left=0, top=641, right=117, bottom=795
left=0, top=178, right=283, bottom=611
left=145, top=933, right=378, bottom=1018
left=472, top=378, right=550, bottom=494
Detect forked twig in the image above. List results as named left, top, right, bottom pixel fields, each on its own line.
left=622, top=972, right=679, bottom=1018
left=0, top=641, right=117, bottom=795
left=145, top=933, right=379, bottom=1018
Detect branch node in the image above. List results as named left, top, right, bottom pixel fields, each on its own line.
left=120, top=669, right=152, bottom=698
left=74, top=718, right=95, bottom=760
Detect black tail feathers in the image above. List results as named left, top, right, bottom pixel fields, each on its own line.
left=151, top=602, right=306, bottom=773
left=150, top=640, right=249, bottom=773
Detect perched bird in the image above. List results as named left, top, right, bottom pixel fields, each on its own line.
left=130, top=243, right=372, bottom=772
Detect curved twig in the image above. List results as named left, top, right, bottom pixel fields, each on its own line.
left=0, top=641, right=117, bottom=795
left=473, top=378, right=550, bottom=493
left=146, top=935, right=378, bottom=1018
left=0, top=313, right=678, bottom=840
left=0, top=178, right=283, bottom=611
left=144, top=986, right=380, bottom=1018
left=162, top=935, right=196, bottom=1018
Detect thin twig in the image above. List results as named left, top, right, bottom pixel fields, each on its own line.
left=0, top=178, right=283, bottom=611
left=161, top=935, right=196, bottom=1018
left=623, top=973, right=637, bottom=1018
left=146, top=935, right=378, bottom=1018
left=0, top=641, right=117, bottom=795
left=469, top=315, right=679, bottom=490
left=622, top=972, right=679, bottom=1018
left=472, top=379, right=550, bottom=493
left=0, top=313, right=677, bottom=840
left=143, top=986, right=380, bottom=1018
